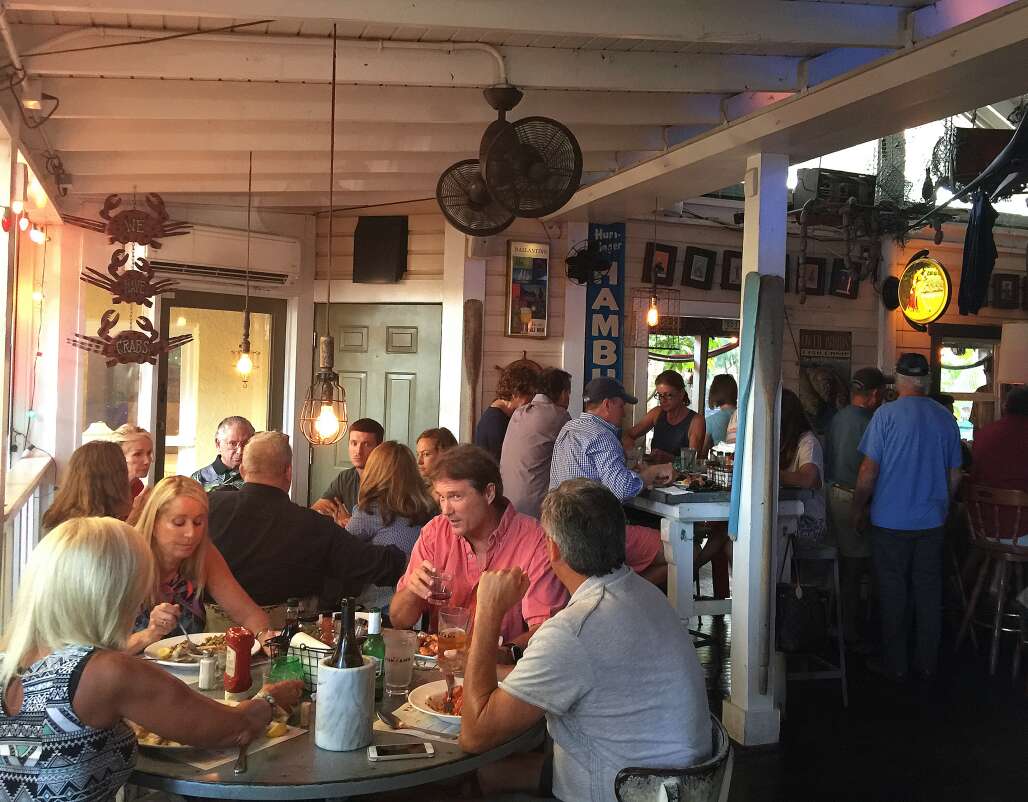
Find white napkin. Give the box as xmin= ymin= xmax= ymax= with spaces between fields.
xmin=161 ymin=726 xmax=307 ymax=770
xmin=373 ymin=702 xmax=460 ymax=743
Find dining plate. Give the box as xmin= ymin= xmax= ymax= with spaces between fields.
xmin=408 ymin=678 xmax=463 ymax=723
xmin=143 ymin=633 xmax=259 ymax=669
xmin=136 ymin=739 xmax=195 ymax=751
xmin=414 ymin=653 xmax=437 ymax=668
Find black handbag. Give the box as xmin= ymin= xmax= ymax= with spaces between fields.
xmin=775 ymin=535 xmax=827 ymax=653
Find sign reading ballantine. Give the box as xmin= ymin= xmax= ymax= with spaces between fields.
xmin=898 ymin=256 xmax=951 ymax=327
xmin=585 ymin=223 xmax=625 ymax=381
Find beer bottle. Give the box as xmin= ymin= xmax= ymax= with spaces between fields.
xmin=361 ymin=608 xmax=385 ymax=701
xmin=329 ymin=597 xmax=364 ymax=669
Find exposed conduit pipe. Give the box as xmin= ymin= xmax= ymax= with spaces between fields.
xmin=21 ymin=25 xmax=509 ymax=85
xmin=0 ymin=1 xmax=25 ymax=73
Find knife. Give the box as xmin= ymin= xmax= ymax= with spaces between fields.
xmin=376 ymin=710 xmax=457 ymax=741
xmin=233 ymin=744 xmax=248 ymax=774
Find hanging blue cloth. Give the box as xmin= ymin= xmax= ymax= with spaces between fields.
xmin=728 ymin=272 xmax=762 ymax=540
xmin=957 ymin=188 xmax=998 ymax=315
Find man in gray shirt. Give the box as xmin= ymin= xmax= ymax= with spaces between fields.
xmin=500 ymin=368 xmax=573 ymax=519
xmin=824 ymin=367 xmax=889 ymax=651
xmin=460 ymin=479 xmax=710 ymax=801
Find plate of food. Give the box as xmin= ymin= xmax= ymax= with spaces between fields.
xmin=143 ymin=632 xmax=259 ymax=668
xmin=128 ymin=721 xmax=193 ymax=750
xmin=408 ymin=678 xmax=463 ymax=723
xmin=415 ymin=631 xmax=438 ymax=666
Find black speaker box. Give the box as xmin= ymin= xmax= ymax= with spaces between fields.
xmin=353 ymin=216 xmax=408 ymax=283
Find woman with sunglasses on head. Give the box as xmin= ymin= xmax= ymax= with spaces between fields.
xmin=622 ymin=370 xmax=706 ymax=463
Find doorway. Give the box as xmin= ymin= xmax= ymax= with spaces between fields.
xmin=308 ymin=302 xmax=442 ymax=501
xmin=155 ymin=291 xmax=287 ymax=480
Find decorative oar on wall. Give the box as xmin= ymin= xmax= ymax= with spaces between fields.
xmin=463 ymin=299 xmax=484 ymax=439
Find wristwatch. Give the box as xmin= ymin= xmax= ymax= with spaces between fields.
xmin=502 ymin=643 xmax=524 ymax=665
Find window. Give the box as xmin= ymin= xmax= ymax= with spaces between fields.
xmin=930 ymin=324 xmax=1001 ymax=441
xmin=647 ymin=317 xmax=740 ymax=420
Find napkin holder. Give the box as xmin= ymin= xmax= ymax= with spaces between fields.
xmin=314 ymin=656 xmax=375 ymax=751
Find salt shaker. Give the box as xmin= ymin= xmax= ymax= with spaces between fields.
xmin=198 ymin=649 xmax=218 ymax=691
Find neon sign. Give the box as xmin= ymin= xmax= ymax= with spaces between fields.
xmin=898 ymin=256 xmax=951 ymax=328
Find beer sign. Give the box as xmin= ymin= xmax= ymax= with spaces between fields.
xmin=898 ymin=256 xmax=951 ymax=328
xmin=585 ymin=223 xmax=625 ymax=381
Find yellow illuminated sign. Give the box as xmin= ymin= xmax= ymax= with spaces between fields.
xmin=898 ymin=257 xmax=951 ymax=326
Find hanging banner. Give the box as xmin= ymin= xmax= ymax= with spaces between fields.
xmin=585 ymin=223 xmax=625 ymax=381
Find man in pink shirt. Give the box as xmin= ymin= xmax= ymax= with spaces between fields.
xmin=390 ymin=445 xmax=568 ymax=648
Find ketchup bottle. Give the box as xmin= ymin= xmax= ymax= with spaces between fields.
xmin=224 ymin=626 xmax=254 ymax=694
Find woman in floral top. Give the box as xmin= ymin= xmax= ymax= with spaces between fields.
xmin=127 ymin=476 xmax=272 ymax=654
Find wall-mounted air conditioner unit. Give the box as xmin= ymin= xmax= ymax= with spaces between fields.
xmin=147 ymin=224 xmax=301 ymax=287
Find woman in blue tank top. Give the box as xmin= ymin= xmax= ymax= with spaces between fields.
xmin=622 ymin=370 xmax=706 ymax=462
xmin=0 ymin=517 xmax=302 ymax=802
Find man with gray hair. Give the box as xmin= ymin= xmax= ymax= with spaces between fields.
xmin=191 ymin=415 xmax=255 ymax=492
xmin=459 ymin=479 xmax=710 ymax=801
xmin=852 ymin=353 xmax=963 ymax=682
xmin=208 ymin=432 xmax=406 ymax=609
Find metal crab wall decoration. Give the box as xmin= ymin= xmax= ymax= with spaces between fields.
xmin=79 ymin=248 xmax=178 ymax=307
xmin=68 ymin=310 xmax=192 ymax=367
xmin=63 ymin=193 xmax=191 ymax=249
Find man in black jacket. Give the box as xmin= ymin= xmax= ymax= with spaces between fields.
xmin=208 ymin=431 xmax=406 ymax=611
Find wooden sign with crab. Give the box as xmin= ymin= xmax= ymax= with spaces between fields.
xmin=68 ymin=310 xmax=192 ymax=367
xmin=64 ymin=193 xmax=190 ymax=249
xmin=80 ymin=248 xmax=177 ymax=307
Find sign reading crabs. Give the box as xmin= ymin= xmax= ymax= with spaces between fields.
xmin=63 ymin=193 xmax=191 ymax=249
xmin=79 ymin=249 xmax=178 ymax=307
xmin=68 ymin=310 xmax=193 ymax=367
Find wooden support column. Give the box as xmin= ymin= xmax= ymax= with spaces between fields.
xmin=722 ymin=151 xmax=788 ymax=746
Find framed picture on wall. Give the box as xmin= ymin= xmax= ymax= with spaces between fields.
xmin=799 ymin=257 xmax=826 ymax=296
xmin=681 ymin=246 xmax=717 ymax=289
xmin=991 ymin=273 xmax=1021 ymax=309
xmin=641 ymin=242 xmax=677 ymax=286
xmin=829 ymin=258 xmax=860 ymax=299
xmin=720 ymin=250 xmax=743 ymax=291
xmin=505 ymin=241 xmax=549 ymax=337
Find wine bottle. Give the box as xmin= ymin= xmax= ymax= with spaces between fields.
xmin=329 ymin=597 xmax=364 ymax=669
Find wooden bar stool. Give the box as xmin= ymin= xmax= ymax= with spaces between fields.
xmin=955 ymin=485 xmax=1028 ymax=677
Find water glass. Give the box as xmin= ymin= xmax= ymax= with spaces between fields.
xmin=679 ymin=447 xmax=697 ymax=472
xmin=382 ymin=629 xmax=417 ymax=696
xmin=426 ymin=570 xmax=453 ymax=633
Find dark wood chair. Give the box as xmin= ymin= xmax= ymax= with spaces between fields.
xmin=955 ymin=485 xmax=1028 ymax=677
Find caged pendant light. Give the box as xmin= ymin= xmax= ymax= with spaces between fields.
xmin=232 ymin=151 xmax=259 ymax=384
xmin=300 ymin=25 xmax=348 ymax=446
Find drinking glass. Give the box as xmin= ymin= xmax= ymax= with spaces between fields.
xmin=437 ymin=607 xmax=470 ymax=675
xmin=382 ymin=629 xmax=417 ymax=696
xmin=679 ymin=447 xmax=697 ymax=472
xmin=426 ymin=571 xmax=453 ymax=633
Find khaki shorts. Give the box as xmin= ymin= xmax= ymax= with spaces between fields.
xmin=828 ymin=484 xmax=870 ymax=559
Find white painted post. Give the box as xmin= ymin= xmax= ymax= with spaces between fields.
xmin=562 ymin=222 xmax=588 ymax=413
xmin=722 ymin=152 xmax=788 ymax=746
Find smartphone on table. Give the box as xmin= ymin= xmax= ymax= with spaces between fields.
xmin=367 ymin=742 xmax=435 ymax=761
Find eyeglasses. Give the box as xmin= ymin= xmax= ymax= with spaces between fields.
xmin=655 ymin=392 xmax=680 ymax=400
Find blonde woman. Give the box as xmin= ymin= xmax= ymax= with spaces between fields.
xmin=111 ymin=423 xmax=153 ymax=498
xmin=126 ymin=476 xmax=271 ymax=654
xmin=0 ymin=517 xmax=302 ymax=800
xmin=41 ymin=441 xmax=132 ymax=531
xmin=415 ymin=426 xmax=458 ymax=480
xmin=347 ymin=441 xmax=436 ymax=608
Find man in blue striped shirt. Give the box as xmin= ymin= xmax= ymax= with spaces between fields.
xmin=550 ymin=377 xmax=671 ymax=583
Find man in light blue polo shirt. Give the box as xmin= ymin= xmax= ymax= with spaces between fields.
xmin=852 ymin=353 xmax=963 ymax=681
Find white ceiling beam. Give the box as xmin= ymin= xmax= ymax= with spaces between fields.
xmin=49 ymin=120 xmax=708 ymax=154
xmin=60 ymin=151 xmax=649 ymax=176
xmin=8 ymin=1 xmax=908 ymax=48
xmin=66 ymin=174 xmax=444 ymax=194
xmin=44 ymin=78 xmax=725 ymax=127
xmin=69 ymin=191 xmax=441 ymax=210
xmin=550 ymin=0 xmax=1028 ymax=220
xmin=17 ymin=26 xmax=802 ymax=93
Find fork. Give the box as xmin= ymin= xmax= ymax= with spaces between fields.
xmin=443 ymin=671 xmax=456 ymax=715
xmin=178 ymin=622 xmax=202 ymax=654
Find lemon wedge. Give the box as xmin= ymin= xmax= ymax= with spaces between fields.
xmin=265 ymin=721 xmax=288 ymax=739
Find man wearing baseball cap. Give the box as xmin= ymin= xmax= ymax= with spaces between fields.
xmin=825 ymin=367 xmax=891 ymax=651
xmin=549 ymin=377 xmax=672 ymax=584
xmin=852 ymin=353 xmax=963 ymax=681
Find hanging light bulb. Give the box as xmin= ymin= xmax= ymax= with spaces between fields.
xmin=11 ymin=199 xmax=23 ymax=215
xmin=646 ymin=296 xmax=659 ymax=327
xmin=18 ymin=214 xmax=29 ymax=231
xmin=235 ymin=350 xmax=253 ymax=377
xmin=29 ymin=225 xmax=45 ymax=245
xmin=299 ymin=336 xmax=348 ymax=446
xmin=233 ymin=151 xmax=256 ymax=386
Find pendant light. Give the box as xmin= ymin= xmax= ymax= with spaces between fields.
xmin=299 ymin=25 xmax=348 ymax=446
xmin=647 ymin=197 xmax=660 ymax=328
xmin=232 ymin=151 xmax=258 ymax=384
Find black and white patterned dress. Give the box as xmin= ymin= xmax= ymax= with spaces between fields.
xmin=0 ymin=645 xmax=137 ymax=801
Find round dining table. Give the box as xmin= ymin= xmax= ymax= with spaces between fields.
xmin=130 ymin=663 xmax=544 ymax=801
